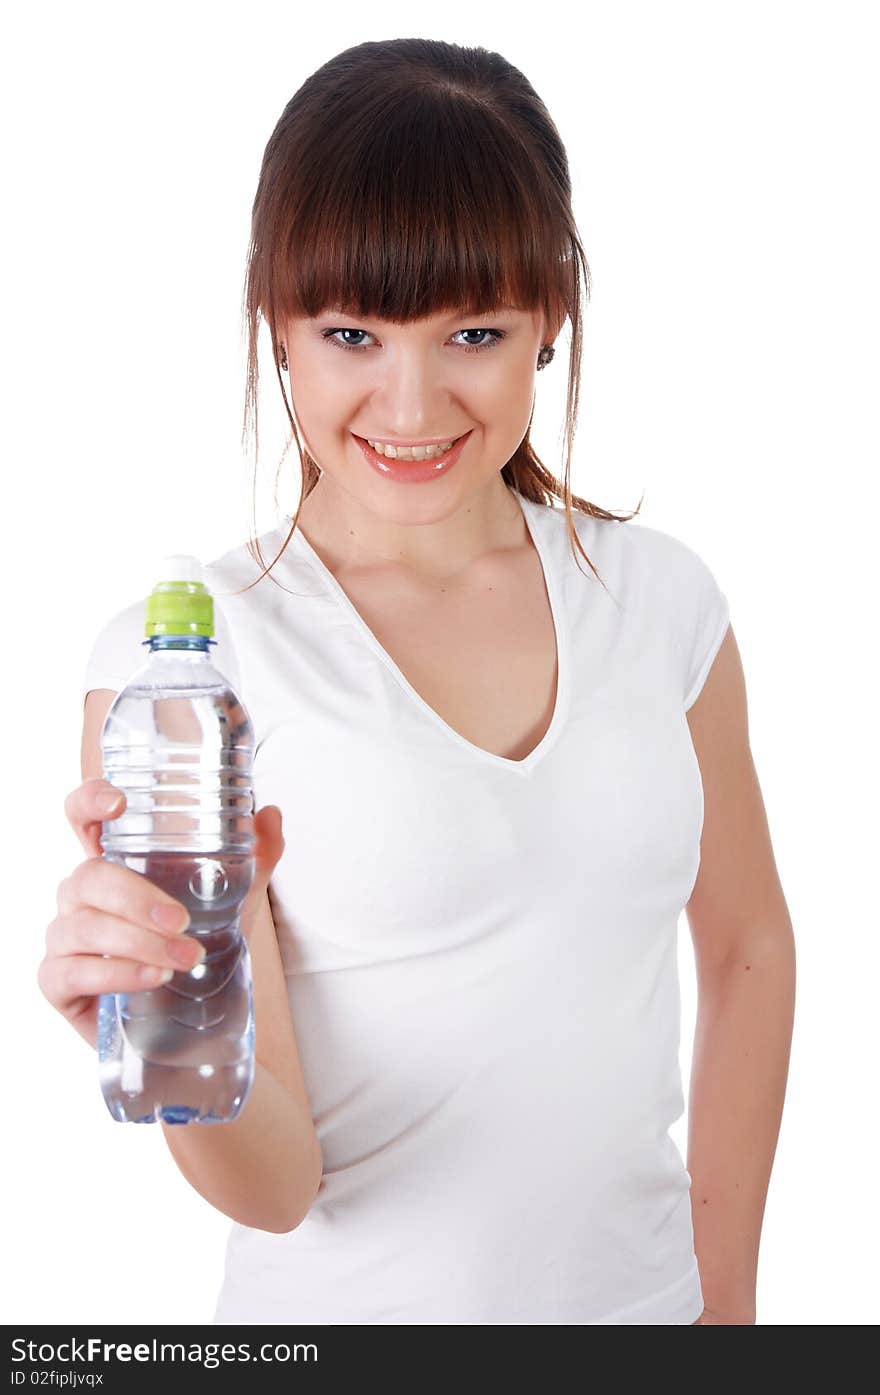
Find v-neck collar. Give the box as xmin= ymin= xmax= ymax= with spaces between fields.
xmin=287 ymin=491 xmax=571 ymax=776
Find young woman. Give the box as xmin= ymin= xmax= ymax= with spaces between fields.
xmin=43 ymin=38 xmax=795 ymax=1325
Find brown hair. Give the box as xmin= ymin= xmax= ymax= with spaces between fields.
xmin=235 ymin=38 xmax=641 ymax=595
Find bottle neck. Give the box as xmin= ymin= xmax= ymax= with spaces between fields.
xmin=146 ymin=635 xmax=214 ymax=654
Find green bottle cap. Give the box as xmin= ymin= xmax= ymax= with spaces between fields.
xmin=144 ymin=554 xmax=214 ymax=638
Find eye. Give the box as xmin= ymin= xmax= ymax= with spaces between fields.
xmin=322 ymin=328 xmax=373 ymax=352
xmin=452 ymin=329 xmax=506 ymax=353
xmin=320 ymin=327 xmax=507 ymax=354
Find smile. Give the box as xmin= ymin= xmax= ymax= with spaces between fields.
xmin=364 ymin=436 xmax=463 ymax=461
xmin=352 ymin=430 xmax=473 ymax=483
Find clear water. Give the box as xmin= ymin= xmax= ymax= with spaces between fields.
xmin=97 ymin=851 xmax=255 ymax=1124
xmin=96 ymin=642 xmax=256 ymax=1124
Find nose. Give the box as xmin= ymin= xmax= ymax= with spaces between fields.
xmin=370 ymin=349 xmax=453 ymax=439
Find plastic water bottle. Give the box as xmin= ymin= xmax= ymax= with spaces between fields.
xmin=96 ymin=555 xmax=256 ymax=1125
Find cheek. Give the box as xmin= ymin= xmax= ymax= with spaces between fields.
xmin=290 ymin=369 xmax=355 ymax=436
xmin=476 ymin=363 xmax=536 ymax=438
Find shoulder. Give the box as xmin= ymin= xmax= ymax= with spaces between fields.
xmin=81 ymin=525 xmax=293 ymax=699
xmin=588 ymin=510 xmax=718 ymax=578
xmin=204 ymin=520 xmax=323 ymax=608
xmin=626 ymin=519 xmax=726 ymax=609
xmin=204 ymin=525 xmax=287 ymax=595
xmin=564 ymin=506 xmax=726 ymax=602
xmin=558 ymin=503 xmax=731 ymax=710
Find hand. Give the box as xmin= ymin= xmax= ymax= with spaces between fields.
xmin=38 ymin=778 xmax=283 ymax=1053
xmin=692 ymin=1305 xmax=756 ymax=1324
xmin=237 ymin=802 xmax=285 ymax=938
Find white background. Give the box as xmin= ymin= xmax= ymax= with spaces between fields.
xmin=3 ymin=0 xmax=877 ymax=1327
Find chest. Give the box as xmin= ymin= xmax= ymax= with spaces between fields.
xmin=331 ymin=549 xmax=560 ymax=763
xmin=250 ymin=532 xmax=706 ymax=978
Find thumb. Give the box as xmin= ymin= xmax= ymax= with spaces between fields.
xmin=239 ymin=805 xmax=285 ymax=938
xmin=252 ymin=809 xmax=284 ymax=870
xmin=251 ymin=803 xmax=285 ymax=892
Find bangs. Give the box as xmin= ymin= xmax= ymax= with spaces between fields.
xmin=264 ymin=85 xmax=572 ymax=326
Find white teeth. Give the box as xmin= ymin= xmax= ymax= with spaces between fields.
xmin=366 ymin=437 xmax=459 ymax=461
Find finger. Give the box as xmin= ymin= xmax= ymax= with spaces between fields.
xmin=254 ymin=804 xmax=285 ymax=880
xmin=38 ymin=949 xmax=178 ymax=1005
xmin=56 ymin=856 xmax=191 ymax=934
xmin=46 ymin=907 xmax=206 ymax=974
xmin=65 ymin=778 xmax=127 ymax=859
xmin=239 ymin=805 xmax=284 ymax=924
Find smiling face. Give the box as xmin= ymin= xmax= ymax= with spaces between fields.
xmin=279 ymin=303 xmax=558 ymax=570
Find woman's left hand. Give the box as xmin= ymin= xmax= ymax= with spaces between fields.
xmin=692 ymin=1306 xmax=755 ymax=1324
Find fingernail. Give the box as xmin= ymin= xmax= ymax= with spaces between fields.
xmin=142 ymin=965 xmax=174 ymax=985
xmin=151 ymin=904 xmax=190 ymax=933
xmin=100 ymin=789 xmax=123 ymax=814
xmin=167 ymin=936 xmax=204 ymax=967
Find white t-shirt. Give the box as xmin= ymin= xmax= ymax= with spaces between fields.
xmin=82 ymin=490 xmax=729 ymax=1325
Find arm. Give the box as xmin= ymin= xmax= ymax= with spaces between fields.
xmin=160 ymin=1055 xmax=322 ymax=1234
xmin=683 ymin=627 xmax=796 ymax=1324
xmin=83 ymin=689 xmax=323 ymax=1233
xmin=158 ymin=887 xmax=323 ymax=1234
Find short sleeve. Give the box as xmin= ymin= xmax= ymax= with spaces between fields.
xmin=681 ymin=550 xmax=730 ymax=712
xmin=82 ymin=595 xmax=243 ymax=700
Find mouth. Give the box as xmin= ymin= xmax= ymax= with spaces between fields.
xmin=351 ymin=429 xmax=473 ymax=482
xmin=353 ymin=432 xmax=468 ymax=461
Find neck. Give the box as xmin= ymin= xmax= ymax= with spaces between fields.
xmin=293 ymin=475 xmax=526 ymax=584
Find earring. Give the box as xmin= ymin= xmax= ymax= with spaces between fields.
xmin=536 ymin=343 xmax=555 ymax=371
xmin=279 ymin=343 xmax=288 ymax=372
